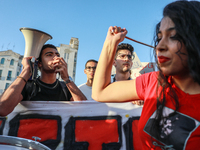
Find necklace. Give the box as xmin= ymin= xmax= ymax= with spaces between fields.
xmin=36 ymin=78 xmax=59 ymax=90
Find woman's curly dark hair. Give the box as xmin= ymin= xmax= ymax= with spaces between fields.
xmin=152 ymin=0 xmax=200 ymax=140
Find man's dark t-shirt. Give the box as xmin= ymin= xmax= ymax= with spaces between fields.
xmin=21 ymin=78 xmax=72 ymax=101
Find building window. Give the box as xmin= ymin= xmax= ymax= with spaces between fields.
xmin=10 ymin=59 xmax=14 ymax=65
xmin=5 ymin=83 xmax=10 ymax=90
xmin=64 ymin=53 xmax=66 ymax=59
xmin=0 ymin=70 xmax=2 ymax=79
xmin=17 ymin=72 xmax=19 ymax=76
xmin=7 ymin=71 xmax=12 ymax=80
xmin=73 ymin=70 xmax=75 ymax=78
xmin=1 ymin=58 xmax=5 ymax=64
xmin=74 ymin=53 xmax=77 ymax=63
xmin=74 ymin=62 xmax=76 ymax=70
xmin=67 ymin=53 xmax=69 ymax=63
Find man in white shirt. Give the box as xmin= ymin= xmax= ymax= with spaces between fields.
xmin=78 ymin=59 xmax=98 ymax=101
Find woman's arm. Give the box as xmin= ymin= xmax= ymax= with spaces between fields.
xmin=92 ymin=26 xmax=139 ymax=102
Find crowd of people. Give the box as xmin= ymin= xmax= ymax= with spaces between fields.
xmin=1 ymin=0 xmax=200 ymax=149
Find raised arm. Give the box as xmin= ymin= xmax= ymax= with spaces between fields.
xmin=0 ymin=57 xmax=32 ymax=116
xmin=92 ymin=26 xmax=139 ymax=102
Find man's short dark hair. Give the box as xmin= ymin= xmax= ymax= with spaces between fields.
xmin=37 ymin=44 xmax=58 ymax=62
xmin=85 ymin=59 xmax=98 ymax=68
xmin=115 ymin=43 xmax=134 ymax=57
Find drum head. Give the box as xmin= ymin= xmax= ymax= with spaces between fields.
xmin=0 ymin=135 xmax=51 ymax=150
xmin=0 ymin=145 xmax=29 ymax=150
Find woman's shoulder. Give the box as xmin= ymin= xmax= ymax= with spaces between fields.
xmin=138 ymin=71 xmax=158 ymax=81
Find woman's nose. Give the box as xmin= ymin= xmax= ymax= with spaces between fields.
xmin=156 ymin=39 xmax=167 ymax=52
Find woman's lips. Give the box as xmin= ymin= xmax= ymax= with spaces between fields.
xmin=158 ymin=56 xmax=170 ymax=63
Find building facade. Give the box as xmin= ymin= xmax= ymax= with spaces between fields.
xmin=0 ymin=50 xmax=23 ymax=95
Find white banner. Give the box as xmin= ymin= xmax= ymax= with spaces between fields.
xmin=1 ymin=101 xmax=143 ymax=150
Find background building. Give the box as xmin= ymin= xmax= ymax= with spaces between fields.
xmin=0 ymin=50 xmax=23 ymax=95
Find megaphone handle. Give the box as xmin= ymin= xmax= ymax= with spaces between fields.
xmin=28 ymin=59 xmax=33 ymax=76
xmin=32 ymin=61 xmax=38 ymax=80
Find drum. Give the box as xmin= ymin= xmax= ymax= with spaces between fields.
xmin=0 ymin=135 xmax=51 ymax=150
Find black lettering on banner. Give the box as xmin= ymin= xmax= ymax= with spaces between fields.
xmin=0 ymin=117 xmax=6 ymax=135
xmin=123 ymin=116 xmax=141 ymax=150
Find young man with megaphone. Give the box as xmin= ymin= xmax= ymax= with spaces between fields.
xmin=0 ymin=44 xmax=87 ymax=116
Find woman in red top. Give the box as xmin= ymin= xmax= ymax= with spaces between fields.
xmin=92 ymin=0 xmax=200 ymax=149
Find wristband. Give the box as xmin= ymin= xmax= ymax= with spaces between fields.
xmin=64 ymin=76 xmax=73 ymax=84
xmin=17 ymin=76 xmax=27 ymax=83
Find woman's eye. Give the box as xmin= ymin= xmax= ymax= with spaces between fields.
xmin=157 ymin=34 xmax=162 ymax=42
xmin=170 ymin=35 xmax=176 ymax=39
xmin=169 ymin=31 xmax=177 ymax=39
xmin=157 ymin=38 xmax=161 ymax=42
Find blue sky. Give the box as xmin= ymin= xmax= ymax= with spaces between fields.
xmin=0 ymin=0 xmax=176 ymax=86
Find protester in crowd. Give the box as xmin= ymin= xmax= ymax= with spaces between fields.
xmin=92 ymin=1 xmax=200 ymax=149
xmin=112 ymin=43 xmax=133 ymax=82
xmin=112 ymin=43 xmax=143 ymax=106
xmin=78 ymin=59 xmax=98 ymax=100
xmin=0 ymin=44 xmax=86 ymax=116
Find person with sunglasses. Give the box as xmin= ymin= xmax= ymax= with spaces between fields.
xmin=78 ymin=59 xmax=98 ymax=100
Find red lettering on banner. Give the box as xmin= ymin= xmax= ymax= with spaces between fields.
xmin=18 ymin=119 xmax=58 ymax=141
xmin=75 ymin=119 xmax=119 ymax=150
